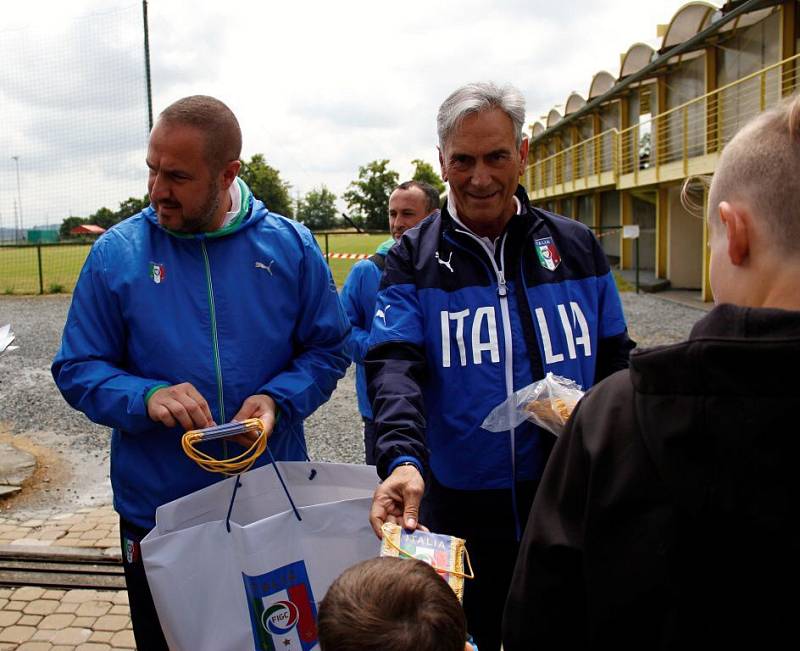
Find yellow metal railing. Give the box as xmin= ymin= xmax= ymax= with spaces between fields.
xmin=526 ymin=128 xmax=618 ymax=194
xmin=527 ymin=52 xmax=800 ymax=196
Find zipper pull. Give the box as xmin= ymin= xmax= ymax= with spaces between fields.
xmin=497 ymin=272 xmax=507 ymax=297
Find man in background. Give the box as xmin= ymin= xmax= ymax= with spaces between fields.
xmin=503 ymin=95 xmax=800 ymax=649
xmin=340 ymin=180 xmax=439 ymax=463
xmin=52 ymin=95 xmax=350 ymax=649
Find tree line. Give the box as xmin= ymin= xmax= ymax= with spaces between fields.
xmin=60 ymin=155 xmax=444 ymax=237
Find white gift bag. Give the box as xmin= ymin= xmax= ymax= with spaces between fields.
xmin=141 ymin=461 xmax=380 ymax=651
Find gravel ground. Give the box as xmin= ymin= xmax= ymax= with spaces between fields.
xmin=0 ymin=291 xmax=707 ymax=519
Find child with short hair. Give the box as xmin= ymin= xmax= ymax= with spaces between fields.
xmin=318 ymin=557 xmax=475 ymax=651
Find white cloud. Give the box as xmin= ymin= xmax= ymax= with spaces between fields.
xmin=1 ymin=0 xmax=691 ymax=227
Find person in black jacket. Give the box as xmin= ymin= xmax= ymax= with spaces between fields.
xmin=365 ymin=82 xmax=635 ymax=651
xmin=503 ymin=94 xmax=800 ymax=650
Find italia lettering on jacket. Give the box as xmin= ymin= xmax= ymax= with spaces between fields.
xmin=439 ymin=301 xmax=591 ymax=368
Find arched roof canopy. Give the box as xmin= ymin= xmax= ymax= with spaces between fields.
xmin=661 ymin=2 xmax=718 ymax=50
xmin=564 ymin=92 xmax=586 ymax=116
xmin=546 ymin=109 xmax=562 ymax=128
xmin=588 ymin=71 xmax=615 ymax=99
xmin=719 ymin=5 xmax=779 ymax=34
xmin=620 ymin=43 xmax=656 ymax=78
xmin=531 ymin=121 xmax=545 ymax=137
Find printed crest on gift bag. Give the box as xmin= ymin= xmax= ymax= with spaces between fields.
xmin=243 ymin=560 xmax=319 ymax=651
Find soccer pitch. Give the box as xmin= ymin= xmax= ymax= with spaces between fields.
xmin=0 ymin=233 xmax=389 ymax=294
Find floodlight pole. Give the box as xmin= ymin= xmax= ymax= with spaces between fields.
xmin=143 ymin=0 xmax=153 ymax=132
xmin=11 ymin=156 xmax=22 ymax=242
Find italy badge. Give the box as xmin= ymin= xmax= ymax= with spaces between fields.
xmin=149 ymin=262 xmax=166 ymax=284
xmin=243 ymin=560 xmax=319 ymax=651
xmin=534 ymin=237 xmax=561 ymax=271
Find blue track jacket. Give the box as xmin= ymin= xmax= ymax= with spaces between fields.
xmin=366 ymin=187 xmax=634 ymax=494
xmin=340 ymin=238 xmax=394 ymax=419
xmin=52 ymin=184 xmax=350 ymax=529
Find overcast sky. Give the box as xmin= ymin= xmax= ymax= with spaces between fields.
xmin=1 ymin=0 xmax=692 ymax=229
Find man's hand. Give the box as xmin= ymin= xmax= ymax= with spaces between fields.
xmin=147 ymin=383 xmax=214 ymax=430
xmin=369 ymin=464 xmax=425 ymax=538
xmin=231 ymin=394 xmax=277 ymax=447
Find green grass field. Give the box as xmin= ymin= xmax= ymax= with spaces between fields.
xmin=0 ymin=244 xmax=92 ymax=294
xmin=0 ymin=234 xmax=389 ymax=294
xmin=1 ymin=235 xmax=634 ymax=294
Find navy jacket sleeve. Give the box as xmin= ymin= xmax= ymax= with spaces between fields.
xmin=590 ymin=234 xmax=636 ymax=382
xmin=364 ymin=240 xmax=429 ymax=480
xmin=260 ymin=230 xmax=351 ymax=422
xmin=51 ymin=237 xmax=170 ymax=434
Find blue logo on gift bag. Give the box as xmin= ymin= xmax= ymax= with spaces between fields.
xmin=243 ymin=560 xmax=318 ymax=651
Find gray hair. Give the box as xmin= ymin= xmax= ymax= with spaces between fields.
xmin=437 ymin=82 xmax=526 ymax=149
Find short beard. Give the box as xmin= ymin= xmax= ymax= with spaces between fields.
xmin=177 ymin=180 xmax=222 ymax=234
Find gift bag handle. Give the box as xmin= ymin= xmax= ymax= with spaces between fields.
xmin=225 ymin=447 xmax=303 ymax=533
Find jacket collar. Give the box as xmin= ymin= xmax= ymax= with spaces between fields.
xmin=690 ymin=303 xmax=800 ymax=341
xmin=143 ymin=178 xmax=265 ymax=240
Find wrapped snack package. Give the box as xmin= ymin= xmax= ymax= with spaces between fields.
xmin=481 ymin=372 xmax=584 ymax=437
xmin=380 ymin=522 xmax=473 ymax=602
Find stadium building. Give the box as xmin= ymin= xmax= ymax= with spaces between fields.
xmin=525 ymin=0 xmax=797 ymax=300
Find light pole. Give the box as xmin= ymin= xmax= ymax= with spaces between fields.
xmin=11 ymin=156 xmax=22 ymax=242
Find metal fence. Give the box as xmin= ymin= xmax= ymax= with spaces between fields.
xmin=0 ymin=232 xmax=392 ymax=294
xmin=0 ymin=242 xmax=92 ymax=295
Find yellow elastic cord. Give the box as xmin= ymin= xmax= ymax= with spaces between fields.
xmin=382 ymin=531 xmax=475 ymax=580
xmin=181 ymin=418 xmax=268 ymax=475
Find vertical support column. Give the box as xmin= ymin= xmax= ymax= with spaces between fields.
xmin=781 ymin=0 xmax=798 ymax=96
xmin=592 ymin=192 xmax=601 ymax=241
xmin=555 ymin=135 xmax=563 ymax=188
xmin=570 ymin=124 xmax=579 ymax=191
xmin=656 ymin=76 xmax=667 ymax=172
xmin=593 ymin=113 xmax=601 ymax=182
xmin=37 ymin=244 xmax=44 ymax=295
xmin=620 ymin=191 xmax=633 ymax=270
xmin=619 ymin=95 xmax=630 ymax=177
xmin=142 ymin=0 xmax=154 ymax=132
xmin=705 ymin=45 xmax=718 ymax=154
xmin=656 ymin=188 xmax=669 ymax=280
xmin=682 ymin=106 xmax=689 ymax=176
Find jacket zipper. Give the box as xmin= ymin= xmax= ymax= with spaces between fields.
xmin=451 ymin=228 xmax=522 ymax=540
xmin=201 ymin=241 xmax=227 ymax=456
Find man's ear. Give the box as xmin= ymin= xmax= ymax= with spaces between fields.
xmin=220 ymin=159 xmax=241 ymax=189
xmin=719 ymin=201 xmax=750 ymax=266
xmin=438 ymin=147 xmax=447 ymax=182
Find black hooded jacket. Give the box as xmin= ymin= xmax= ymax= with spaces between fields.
xmin=503 ymin=304 xmax=800 ymax=650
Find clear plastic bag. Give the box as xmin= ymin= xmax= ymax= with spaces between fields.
xmin=481 ymin=372 xmax=583 ymax=437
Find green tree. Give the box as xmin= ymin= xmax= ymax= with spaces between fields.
xmin=297 ymin=186 xmax=338 ymax=231
xmin=91 ymin=207 xmax=117 ymax=230
xmin=239 ymin=154 xmax=293 ymax=218
xmin=343 ymin=159 xmax=399 ymax=230
xmin=59 ymin=216 xmax=87 ymax=239
xmin=411 ymin=158 xmax=446 ymax=195
xmin=115 ymin=196 xmax=149 ymax=221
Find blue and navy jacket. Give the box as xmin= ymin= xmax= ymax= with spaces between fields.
xmin=340 ymin=238 xmax=395 ymax=419
xmin=366 ymin=186 xmax=634 ymax=495
xmin=52 ymin=182 xmax=351 ymax=530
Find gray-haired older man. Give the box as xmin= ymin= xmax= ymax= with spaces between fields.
xmin=364 ymin=82 xmax=635 ymax=650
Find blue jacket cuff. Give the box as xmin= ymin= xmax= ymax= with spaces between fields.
xmin=387 ymin=455 xmax=423 ymax=476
